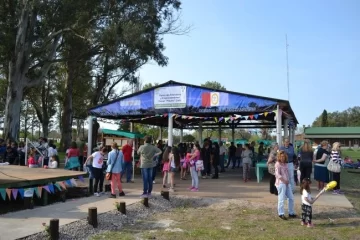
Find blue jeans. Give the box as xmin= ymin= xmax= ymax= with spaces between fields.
xmin=276 ymin=183 xmax=295 ymax=215
xmin=219 ymin=155 xmax=225 ymax=171
xmin=121 ymin=162 xmax=133 ymax=182
xmin=288 ymin=162 xmax=295 ymax=192
xmin=141 ymin=168 xmax=153 ymax=194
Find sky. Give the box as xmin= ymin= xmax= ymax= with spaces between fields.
xmin=100 ymin=0 xmax=359 ymax=130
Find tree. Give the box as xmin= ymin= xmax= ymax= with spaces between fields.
xmin=142 ymin=82 xmax=159 ymax=91
xmin=200 ymin=81 xmax=226 ymax=90
xmin=312 ymin=107 xmax=360 ymax=127
xmin=0 ymin=0 xmax=107 ymax=141
xmin=199 ymin=81 xmax=227 ymax=138
xmin=321 ymin=110 xmax=328 ymax=127
xmin=183 ymin=134 xmax=195 ymax=142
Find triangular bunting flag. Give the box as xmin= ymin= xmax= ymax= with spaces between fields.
xmin=37 ymin=186 xmax=43 ymax=198
xmin=254 ymin=114 xmax=259 ymax=119
xmin=249 ymin=115 xmax=254 ymax=120
xmin=70 ymin=179 xmax=78 ymax=187
xmin=78 ymin=176 xmax=85 ymax=182
xmin=60 ymin=182 xmax=67 ymax=189
xmin=18 ymin=188 xmax=25 ymax=199
xmin=48 ymin=184 xmax=54 ymax=193
xmin=11 ymin=189 xmax=18 ymax=200
xmin=54 ymin=183 xmax=62 ymax=191
xmin=163 ymin=114 xmax=168 ymax=118
xmin=24 ymin=188 xmax=34 ymax=198
xmin=264 ymin=112 xmax=268 ymax=117
xmin=65 ymin=180 xmax=72 ymax=186
xmin=214 ymin=117 xmax=218 ymax=123
xmin=43 ymin=186 xmax=50 ymax=193
xmin=6 ymin=189 xmax=11 ymax=200
xmin=0 ymin=189 xmax=6 ymax=201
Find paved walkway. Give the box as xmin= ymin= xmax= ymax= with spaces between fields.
xmin=0 ymin=168 xmax=353 ymax=240
xmin=0 ymin=189 xmax=143 ymax=240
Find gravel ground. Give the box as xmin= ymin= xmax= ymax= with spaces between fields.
xmin=21 ymin=194 xmax=217 ymax=240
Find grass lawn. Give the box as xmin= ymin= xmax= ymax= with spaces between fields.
xmin=91 ymin=167 xmax=360 ymax=240
xmin=91 ymin=198 xmax=360 ymax=240
xmin=342 ymin=149 xmax=360 ymax=160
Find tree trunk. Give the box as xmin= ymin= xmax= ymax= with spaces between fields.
xmin=4 ymin=71 xmax=25 ymax=142
xmin=42 ymin=120 xmax=49 ymax=139
xmin=60 ymin=68 xmax=73 ymax=151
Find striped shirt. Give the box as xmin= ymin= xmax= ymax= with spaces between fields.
xmin=330 ymin=151 xmax=343 ymax=165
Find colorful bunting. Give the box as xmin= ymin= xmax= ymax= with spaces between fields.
xmin=37 ymin=186 xmax=43 ymax=198
xmin=78 ymin=176 xmax=85 ymax=182
xmin=70 ymin=179 xmax=77 ymax=187
xmin=43 ymin=186 xmax=50 ymax=193
xmin=0 ymin=189 xmax=6 ymax=201
xmin=11 ymin=189 xmax=18 ymax=200
xmin=116 ymin=110 xmax=282 ymax=124
xmin=65 ymin=180 xmax=72 ymax=186
xmin=6 ymin=189 xmax=11 ymax=200
xmin=48 ymin=184 xmax=54 ymax=194
xmin=18 ymin=188 xmax=24 ymax=199
xmin=54 ymin=183 xmax=62 ymax=191
xmin=59 ymin=182 xmax=67 ymax=189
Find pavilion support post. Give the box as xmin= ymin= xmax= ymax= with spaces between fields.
xmin=276 ymin=105 xmax=283 ymax=146
xmin=231 ymin=125 xmax=235 ymax=143
xmin=159 ymin=126 xmax=163 ymax=140
xmin=168 ymin=114 xmax=173 ymax=146
xmin=198 ymin=122 xmax=203 ymax=147
xmin=290 ymin=126 xmax=295 ymax=144
xmin=130 ymin=123 xmax=134 ymax=132
xmin=218 ymin=125 xmax=221 ymax=143
xmin=283 ymin=118 xmax=289 ymax=140
xmin=87 ymin=116 xmax=93 ymax=156
xmin=87 ymin=116 xmax=94 ymax=194
xmin=180 ymin=129 xmax=183 ymax=143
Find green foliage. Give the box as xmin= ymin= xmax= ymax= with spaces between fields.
xmin=321 ymin=109 xmax=328 ymax=127
xmin=312 ymin=107 xmax=360 ymax=127
xmin=200 ymin=81 xmax=226 ymax=90
xmin=142 ymin=82 xmax=159 ymax=91
xmin=183 ymin=134 xmax=195 ymax=142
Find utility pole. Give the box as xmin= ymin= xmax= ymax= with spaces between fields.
xmin=286 ymin=34 xmax=290 ymax=101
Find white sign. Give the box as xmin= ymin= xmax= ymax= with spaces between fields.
xmin=154 ymin=86 xmax=187 ymax=109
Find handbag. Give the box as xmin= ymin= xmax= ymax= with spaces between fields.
xmin=327 ymin=160 xmax=341 ymax=173
xmin=268 ymin=162 xmax=275 ymax=175
xmin=106 ymin=151 xmax=119 ymax=180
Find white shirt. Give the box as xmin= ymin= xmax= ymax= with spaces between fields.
xmin=169 ymin=153 xmax=176 ymax=168
xmin=92 ymin=152 xmax=104 ymax=169
xmin=219 ymin=146 xmax=226 ymax=155
xmin=301 ymin=189 xmax=312 ymax=206
xmin=48 ymin=160 xmax=58 ymax=169
xmin=48 ymin=147 xmax=57 ymax=158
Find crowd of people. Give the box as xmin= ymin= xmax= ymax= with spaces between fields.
xmin=267 ymin=138 xmax=345 ymax=227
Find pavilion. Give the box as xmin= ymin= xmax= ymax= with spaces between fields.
xmin=87 ymin=80 xmax=298 ymax=150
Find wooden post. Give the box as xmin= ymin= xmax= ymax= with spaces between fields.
xmin=24 ymin=197 xmax=34 ymax=209
xmin=119 ymin=201 xmax=126 ymax=214
xmin=161 ymin=190 xmax=169 ymax=200
xmin=49 ymin=219 xmax=59 ymax=240
xmin=88 ymin=207 xmax=98 ymax=228
xmin=143 ymin=197 xmax=149 ymax=207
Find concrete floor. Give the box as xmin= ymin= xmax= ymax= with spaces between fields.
xmin=0 ymin=168 xmax=353 ymax=240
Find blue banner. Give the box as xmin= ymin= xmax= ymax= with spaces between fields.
xmin=89 ymin=83 xmax=277 ymax=117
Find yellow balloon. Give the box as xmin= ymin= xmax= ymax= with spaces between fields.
xmin=326 ymin=181 xmax=337 ymax=190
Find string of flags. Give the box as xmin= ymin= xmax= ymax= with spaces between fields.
xmin=0 ymin=176 xmax=85 ymax=201
xmin=116 ymin=110 xmax=284 ymax=124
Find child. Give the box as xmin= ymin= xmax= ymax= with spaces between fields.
xmin=28 ymin=149 xmax=38 ymax=168
xmin=168 ymin=147 xmax=180 ymax=192
xmin=162 ymin=147 xmax=171 ymax=188
xmin=189 ymin=144 xmax=201 ymax=192
xmin=180 ymin=152 xmax=187 ymax=180
xmin=48 ymin=155 xmax=59 ymax=169
xmin=300 ymin=178 xmax=315 ymax=227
